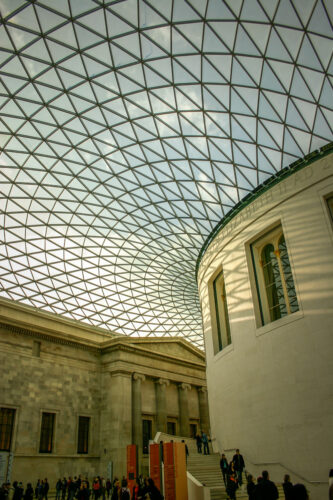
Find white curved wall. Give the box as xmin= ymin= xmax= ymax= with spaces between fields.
xmin=198 ymin=153 xmax=333 ymax=500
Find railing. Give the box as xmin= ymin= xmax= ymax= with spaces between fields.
xmin=223 ymin=447 xmax=325 ymax=486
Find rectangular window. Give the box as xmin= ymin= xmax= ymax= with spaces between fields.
xmin=77 ymin=416 xmax=90 ymax=454
xmin=0 ymin=408 xmax=15 ymax=451
xmin=210 ymin=269 xmax=231 ymax=354
xmin=39 ymin=412 xmax=55 ymax=453
xmin=142 ymin=419 xmax=152 ymax=455
xmin=250 ymin=225 xmax=299 ymax=326
xmin=167 ymin=421 xmax=176 ymax=435
xmin=190 ymin=423 xmax=197 ymax=438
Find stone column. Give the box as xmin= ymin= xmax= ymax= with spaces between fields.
xmin=155 ymin=378 xmax=169 ymax=433
xmin=198 ymin=386 xmax=210 ymax=433
xmin=132 ymin=373 xmax=145 ymax=454
xmin=178 ymin=383 xmax=191 ymax=437
xmin=100 ymin=370 xmax=132 ymax=479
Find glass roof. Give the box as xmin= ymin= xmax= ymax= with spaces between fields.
xmin=0 ymin=0 xmax=332 ymax=349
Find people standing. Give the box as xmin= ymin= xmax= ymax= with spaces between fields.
xmin=201 ymin=432 xmax=209 ymax=455
xmin=232 ymin=449 xmax=245 ymax=487
xmin=24 ymin=484 xmax=33 ymax=500
xmin=43 ymin=480 xmax=49 ymax=500
xmin=220 ymin=453 xmax=228 ymax=486
xmin=195 ymin=434 xmax=202 ymax=453
xmin=226 ymin=468 xmax=238 ymax=500
xmin=254 ymin=470 xmax=278 ymax=500
xmin=283 ymin=474 xmax=293 ymax=500
xmin=246 ymin=474 xmax=255 ymax=500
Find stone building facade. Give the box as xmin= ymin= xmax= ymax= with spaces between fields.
xmin=0 ymin=298 xmax=208 ymax=485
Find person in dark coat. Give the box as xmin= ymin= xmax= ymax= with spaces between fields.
xmin=282 ymin=474 xmax=293 ymax=500
xmin=146 ymin=478 xmax=163 ymax=500
xmin=232 ymin=449 xmax=245 ymax=486
xmin=13 ymin=482 xmax=24 ymax=500
xmin=226 ymin=471 xmax=238 ymax=500
xmin=246 ymin=474 xmax=256 ymax=500
xmin=254 ymin=470 xmax=278 ymax=500
xmin=291 ymin=484 xmax=308 ymax=500
xmin=220 ymin=453 xmax=228 ymax=486
xmin=195 ymin=434 xmax=202 ymax=453
xmin=24 ymin=484 xmax=34 ymax=500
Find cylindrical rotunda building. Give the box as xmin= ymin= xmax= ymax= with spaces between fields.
xmin=197 ymin=147 xmax=333 ymax=500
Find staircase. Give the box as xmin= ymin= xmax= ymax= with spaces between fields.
xmin=186 ymin=440 xmax=249 ymax=500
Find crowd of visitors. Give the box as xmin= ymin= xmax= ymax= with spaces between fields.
xmin=0 ymin=476 xmax=163 ymax=500
xmin=219 ymin=449 xmax=310 ymax=500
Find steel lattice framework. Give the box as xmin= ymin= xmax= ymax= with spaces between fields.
xmin=0 ymin=0 xmax=332 ymax=348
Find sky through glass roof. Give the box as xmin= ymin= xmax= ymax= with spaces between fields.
xmin=0 ymin=0 xmax=332 ymax=348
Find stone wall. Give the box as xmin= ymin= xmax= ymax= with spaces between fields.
xmin=0 ymin=300 xmax=208 ymax=485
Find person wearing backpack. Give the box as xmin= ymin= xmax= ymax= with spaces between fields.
xmin=118 ymin=479 xmax=130 ymax=500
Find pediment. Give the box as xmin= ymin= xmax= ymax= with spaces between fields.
xmin=122 ymin=337 xmax=205 ymax=365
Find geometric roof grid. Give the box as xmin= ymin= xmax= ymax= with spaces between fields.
xmin=0 ymin=0 xmax=332 ymax=349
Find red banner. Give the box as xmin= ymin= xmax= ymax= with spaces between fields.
xmin=127 ymin=444 xmax=137 ymax=494
xmin=163 ymin=442 xmax=175 ymax=500
xmin=149 ymin=443 xmax=161 ymax=490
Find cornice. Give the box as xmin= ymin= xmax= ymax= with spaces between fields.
xmin=0 ymin=322 xmax=101 ymax=353
xmin=102 ymin=341 xmax=206 ymax=370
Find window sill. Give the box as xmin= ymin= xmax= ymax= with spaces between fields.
xmin=213 ymin=342 xmax=234 ymax=362
xmin=256 ymin=309 xmax=304 ymax=337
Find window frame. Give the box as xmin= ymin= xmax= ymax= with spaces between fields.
xmin=0 ymin=408 xmax=16 ymax=452
xmin=250 ymin=223 xmax=299 ymax=327
xmin=39 ymin=412 xmax=56 ymax=454
xmin=209 ymin=267 xmax=232 ymax=354
xmin=142 ymin=417 xmax=153 ymax=455
xmin=77 ymin=416 xmax=90 ymax=454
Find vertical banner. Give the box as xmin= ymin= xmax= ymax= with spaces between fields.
xmin=149 ymin=443 xmax=161 ymax=490
xmin=126 ymin=444 xmax=137 ymax=494
xmin=174 ymin=443 xmax=188 ymax=500
xmin=163 ymin=442 xmax=175 ymax=500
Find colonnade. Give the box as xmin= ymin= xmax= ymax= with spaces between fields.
xmin=131 ymin=372 xmax=209 ymax=456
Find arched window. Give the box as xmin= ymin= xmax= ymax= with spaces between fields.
xmin=251 ymin=225 xmax=299 ymax=326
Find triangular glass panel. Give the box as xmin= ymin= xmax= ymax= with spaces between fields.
xmin=240 ymin=0 xmax=269 ymax=21
xmin=115 ymin=32 xmax=141 ymax=59
xmin=308 ymin=1 xmax=332 ymax=37
xmin=276 ymin=26 xmax=304 ymax=60
xmin=274 ymin=0 xmax=302 ymax=29
xmin=105 ymin=10 xmax=133 ymax=38
xmin=206 ymin=0 xmax=235 ymax=20
xmin=173 ymin=59 xmax=198 ymax=84
xmin=206 ymin=55 xmax=232 ymax=81
xmin=300 ymin=67 xmax=325 ymax=100
xmin=22 ymin=38 xmax=52 ymax=63
xmin=308 ymin=34 xmax=332 ymax=70
xmin=202 ymin=57 xmax=228 ymax=84
xmin=292 ymin=0 xmax=316 ymax=26
xmin=266 ymin=28 xmax=292 ymax=62
xmin=260 ymin=61 xmax=285 ymax=92
xmin=49 ymin=24 xmax=78 ymax=49
xmin=172 ymin=27 xmax=198 ymax=55
xmin=109 ymin=0 xmax=138 ymax=26
xmin=208 ymin=21 xmax=237 ymax=50
xmin=139 ymin=1 xmax=166 ymax=28
xmin=35 ymin=5 xmax=65 ymax=33
xmin=236 ymin=56 xmax=263 ymax=86
xmin=297 ymin=35 xmax=322 ymax=71
xmin=173 ymin=0 xmax=201 ymax=22
xmin=235 ymin=25 xmax=261 ymax=56
xmin=60 ymin=54 xmax=87 ymax=76
xmin=78 ymin=9 xmax=107 ymax=37
xmin=111 ymin=44 xmax=137 ymax=67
